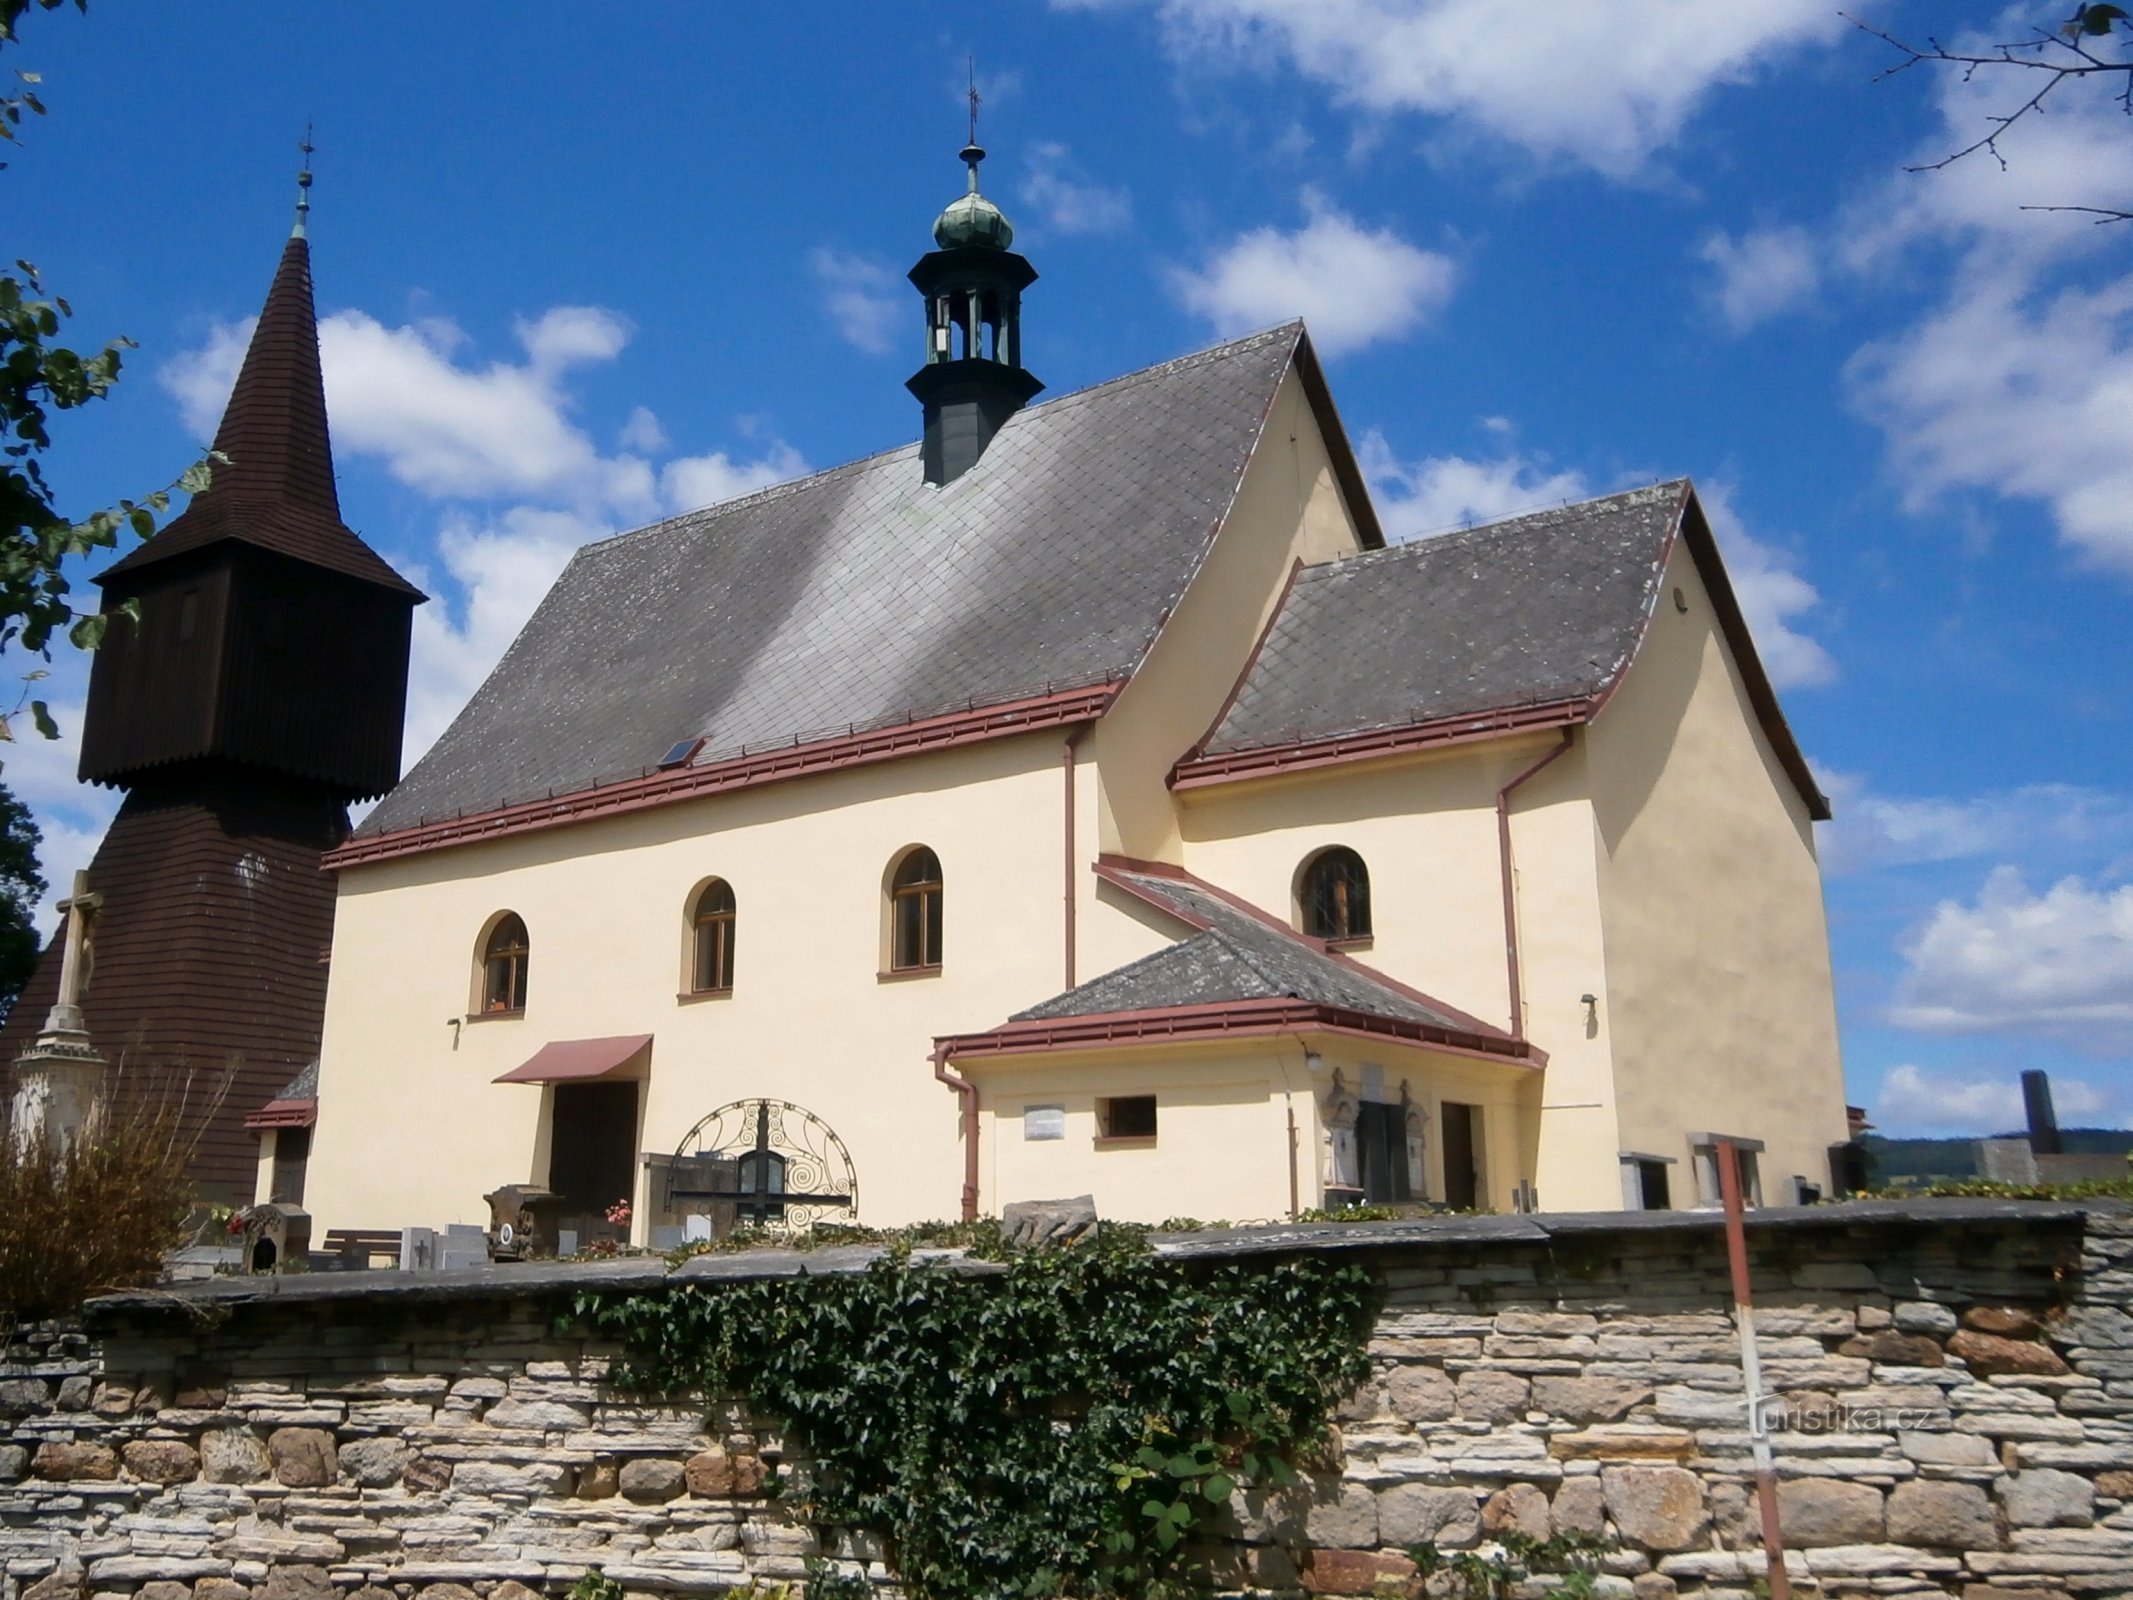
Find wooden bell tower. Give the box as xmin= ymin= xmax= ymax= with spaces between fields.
xmin=0 ymin=182 xmax=425 ymax=1202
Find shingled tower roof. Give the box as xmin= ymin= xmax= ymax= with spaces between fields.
xmin=99 ymin=231 xmax=421 ymax=598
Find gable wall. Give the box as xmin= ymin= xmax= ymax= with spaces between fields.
xmin=1585 ymin=539 xmax=1848 ymax=1199
xmin=1083 ymin=367 xmax=1363 ymax=986
xmin=303 ymin=732 xmax=1091 ymax=1235
xmin=1174 ymin=735 xmax=1622 ymax=1211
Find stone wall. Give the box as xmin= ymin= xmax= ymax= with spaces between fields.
xmin=2 ymin=1201 xmax=2129 ymax=1600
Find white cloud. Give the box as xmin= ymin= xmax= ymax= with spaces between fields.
xmin=1873 ymin=1062 xmax=2107 ymax=1136
xmin=619 ymin=405 xmax=668 ymax=454
xmin=1358 ymin=431 xmax=1586 ymax=540
xmin=1697 ymin=226 xmax=1819 ymax=334
xmin=1848 ymin=268 xmax=2133 ymax=575
xmin=661 ymin=444 xmax=809 ymax=515
xmin=401 ymin=507 xmax=608 ymax=767
xmin=1817 ymin=776 xmax=2133 ymax=877
xmin=810 ymin=249 xmax=904 ymax=356
xmin=1020 ymin=142 xmax=1132 ymax=235
xmin=162 ymin=305 xmax=658 ymax=516
xmin=1170 ymin=192 xmax=1455 ymax=355
xmin=1891 ymin=867 xmax=2133 ymax=1039
xmin=1694 ymin=484 xmax=1836 ymax=690
xmin=1073 ymin=0 xmax=1841 ymax=176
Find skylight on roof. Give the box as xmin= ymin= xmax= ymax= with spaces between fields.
xmin=657 ymin=737 xmax=705 ymax=770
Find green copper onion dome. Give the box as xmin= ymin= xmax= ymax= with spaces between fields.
xmin=933 ymin=143 xmax=1014 ymax=250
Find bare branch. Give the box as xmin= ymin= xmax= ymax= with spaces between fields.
xmin=2020 ymin=202 xmax=2133 ymax=221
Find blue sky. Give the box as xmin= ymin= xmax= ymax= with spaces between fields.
xmin=6 ymin=3 xmax=2130 ymax=1138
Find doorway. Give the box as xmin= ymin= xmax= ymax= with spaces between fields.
xmin=549 ymin=1080 xmax=640 ymax=1245
xmin=1442 ymin=1101 xmax=1483 ymax=1211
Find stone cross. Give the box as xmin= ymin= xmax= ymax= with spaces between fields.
xmin=46 ymin=870 xmax=103 ymax=1036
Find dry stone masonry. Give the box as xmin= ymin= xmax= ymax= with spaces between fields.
xmin=2 ymin=1200 xmax=2130 ymax=1600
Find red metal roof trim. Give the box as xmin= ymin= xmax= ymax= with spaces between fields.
xmin=1171 ymin=696 xmax=1593 ymax=790
xmin=494 ymin=1033 xmax=653 ymax=1085
xmin=329 ymin=682 xmax=1122 ymax=870
xmin=243 ymin=1098 xmax=317 ymax=1131
xmin=936 ymin=997 xmax=1538 ymax=1068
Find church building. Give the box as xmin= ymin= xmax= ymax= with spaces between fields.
xmin=0 ymin=173 xmax=423 ymax=1203
xmin=285 ymin=142 xmax=1849 ymax=1240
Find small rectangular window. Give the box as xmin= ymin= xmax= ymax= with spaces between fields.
xmin=1097 ymin=1095 xmax=1157 ymax=1141
xmin=1636 ymin=1159 xmax=1670 ymax=1210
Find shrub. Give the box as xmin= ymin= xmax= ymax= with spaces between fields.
xmin=0 ymin=1079 xmax=208 ymax=1326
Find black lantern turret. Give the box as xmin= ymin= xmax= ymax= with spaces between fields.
xmin=906 ymin=142 xmax=1042 ymax=486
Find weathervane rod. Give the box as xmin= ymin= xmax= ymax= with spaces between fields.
xmin=293 ymin=121 xmax=314 ymax=239
xmin=967 ymin=56 xmax=980 ymax=147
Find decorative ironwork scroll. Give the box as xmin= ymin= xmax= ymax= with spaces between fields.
xmin=668 ymin=1098 xmax=858 ymax=1232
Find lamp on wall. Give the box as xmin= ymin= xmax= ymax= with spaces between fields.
xmin=1304 ymin=1051 xmax=1324 ymax=1073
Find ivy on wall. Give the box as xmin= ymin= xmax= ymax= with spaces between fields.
xmin=572 ymin=1226 xmax=1376 ymax=1600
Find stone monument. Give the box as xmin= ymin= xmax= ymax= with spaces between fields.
xmin=7 ymin=871 xmax=107 ymax=1153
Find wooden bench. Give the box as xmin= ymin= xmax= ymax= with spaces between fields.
xmin=321 ymin=1228 xmax=403 ymax=1270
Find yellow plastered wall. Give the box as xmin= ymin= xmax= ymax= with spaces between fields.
xmin=1086 ymin=366 xmax=1363 ymax=927
xmin=1175 ymin=735 xmax=1624 ymax=1212
xmin=1585 ymin=538 xmax=1848 ymax=1200
xmin=306 ymin=733 xmax=1104 ymax=1235
xmin=974 ymin=1036 xmax=1535 ymax=1224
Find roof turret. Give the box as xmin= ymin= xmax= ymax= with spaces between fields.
xmin=932 ymin=144 xmax=1014 ymax=250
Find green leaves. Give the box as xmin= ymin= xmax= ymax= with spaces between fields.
xmin=2066 ymin=3 xmax=2129 ymax=37
xmin=580 ymin=1230 xmax=1377 ymax=1600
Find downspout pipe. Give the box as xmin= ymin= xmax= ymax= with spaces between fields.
xmin=1063 ymin=724 xmax=1091 ymax=991
xmin=1495 ymin=727 xmax=1575 ymax=1040
xmin=933 ymin=1043 xmax=980 ymax=1222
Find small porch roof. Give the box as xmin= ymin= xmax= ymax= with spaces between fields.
xmin=243 ymin=1059 xmax=319 ymax=1131
xmin=494 ymin=1034 xmax=653 ymax=1085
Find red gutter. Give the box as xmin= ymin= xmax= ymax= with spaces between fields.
xmin=1172 ymin=696 xmax=1590 ymax=790
xmin=932 ymin=1044 xmax=980 ymax=1222
xmin=329 ymin=682 xmax=1121 ymax=870
xmin=937 ymin=997 xmax=1539 ymax=1068
xmin=1495 ymin=727 xmax=1574 ymax=1040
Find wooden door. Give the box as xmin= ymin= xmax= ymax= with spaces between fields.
xmin=549 ymin=1081 xmax=639 ymax=1243
xmin=1442 ymin=1101 xmax=1480 ymax=1211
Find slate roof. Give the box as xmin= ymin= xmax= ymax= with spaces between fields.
xmin=102 ymin=234 xmax=422 ymax=600
xmin=1200 ymin=481 xmax=1687 ymax=756
xmin=361 ymin=324 xmax=1314 ymax=836
xmin=1011 ymin=864 xmax=1501 ymax=1041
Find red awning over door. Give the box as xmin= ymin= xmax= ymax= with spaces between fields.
xmin=493 ymin=1034 xmax=653 ymax=1084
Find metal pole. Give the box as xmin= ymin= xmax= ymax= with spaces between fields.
xmin=1719 ymin=1138 xmax=1791 ymax=1600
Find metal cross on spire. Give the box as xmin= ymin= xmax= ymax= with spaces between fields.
xmin=293 ymin=122 xmax=315 ymax=239
xmin=967 ymin=57 xmax=981 ymax=147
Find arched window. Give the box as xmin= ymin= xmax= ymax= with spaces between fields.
xmin=890 ymin=847 xmax=944 ymax=971
xmin=481 ymin=913 xmax=530 ymax=1013
xmin=1299 ymin=848 xmax=1372 ymax=942
xmin=691 ymin=879 xmax=737 ymax=994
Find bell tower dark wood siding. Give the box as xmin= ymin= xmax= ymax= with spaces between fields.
xmin=0 ymin=224 xmax=424 ymax=1202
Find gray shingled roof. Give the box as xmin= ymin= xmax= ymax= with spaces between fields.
xmin=1201 ymin=481 xmax=1686 ymax=757
xmin=361 ymin=326 xmax=1306 ymax=835
xmin=1013 ymin=867 xmax=1485 ymax=1035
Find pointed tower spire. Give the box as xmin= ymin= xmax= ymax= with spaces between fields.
xmin=98 ymin=164 xmax=419 ymax=597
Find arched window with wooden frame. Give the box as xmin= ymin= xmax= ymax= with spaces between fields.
xmin=480 ymin=913 xmax=530 ymax=1014
xmin=1298 ymin=847 xmax=1372 ymax=944
xmin=889 ymin=846 xmax=944 ymax=972
xmin=690 ymin=879 xmax=737 ymax=994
